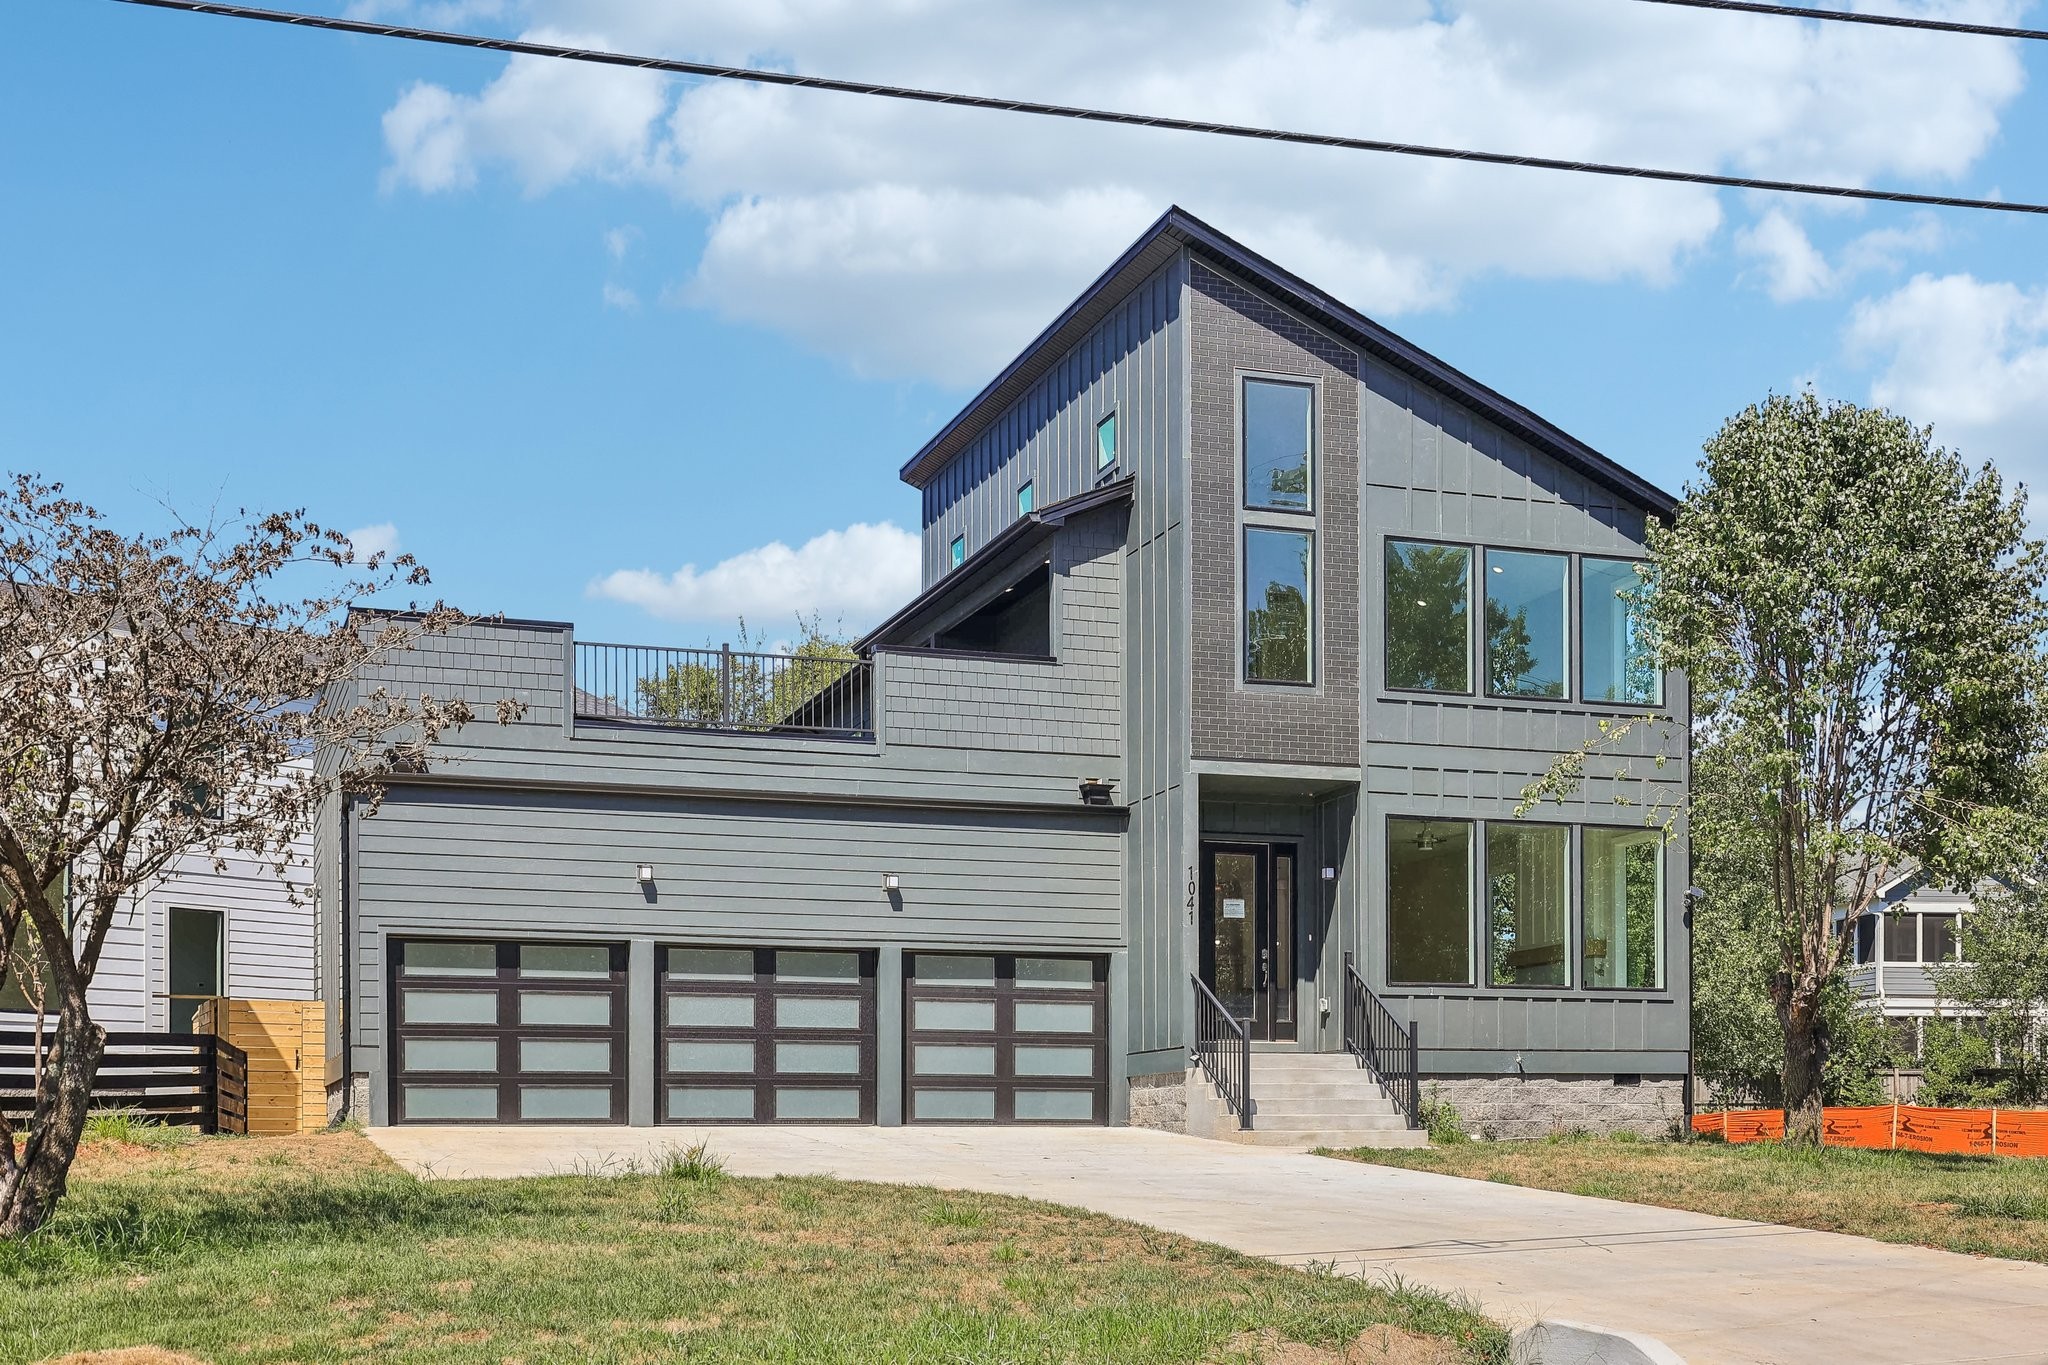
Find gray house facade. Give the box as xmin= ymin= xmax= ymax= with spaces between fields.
xmin=320 ymin=208 xmax=1690 ymax=1140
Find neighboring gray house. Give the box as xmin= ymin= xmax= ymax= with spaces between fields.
xmin=1842 ymin=872 xmax=1989 ymax=1075
xmin=319 ymin=208 xmax=1690 ymax=1142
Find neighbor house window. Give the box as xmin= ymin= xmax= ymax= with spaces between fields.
xmin=1883 ymin=912 xmax=1919 ymax=963
xmin=1487 ymin=824 xmax=1568 ymax=988
xmin=1923 ymin=913 xmax=1959 ymax=963
xmin=1581 ymin=558 xmax=1660 ymax=705
xmin=1017 ymin=481 xmax=1034 ymax=517
xmin=1582 ymin=828 xmax=1663 ymax=990
xmin=1096 ymin=413 xmax=1118 ymax=471
xmin=1244 ymin=527 xmax=1312 ymax=683
xmin=1384 ymin=540 xmax=1471 ymax=693
xmin=1484 ymin=549 xmax=1567 ymax=699
xmin=1242 ymin=378 xmax=1313 ymax=512
xmin=949 ymin=535 xmax=965 ymax=570
xmin=1388 ymin=818 xmax=1472 ymax=986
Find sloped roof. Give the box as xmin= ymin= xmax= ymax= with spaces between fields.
xmin=898 ymin=206 xmax=1678 ymax=517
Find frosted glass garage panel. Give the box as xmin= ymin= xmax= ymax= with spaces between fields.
xmin=774 ymin=951 xmax=860 ymax=983
xmin=913 ymin=1089 xmax=996 ymax=1121
xmin=914 ymin=999 xmax=995 ymax=1032
xmin=403 ymin=1086 xmax=497 ymax=1120
xmin=518 ymin=992 xmax=611 ymax=1027
xmin=668 ymin=1087 xmax=754 ymax=1121
xmin=775 ymin=1042 xmax=862 ymax=1075
xmin=915 ymin=1044 xmax=997 ymax=1076
xmin=1014 ymin=1001 xmax=1094 ymax=1033
xmin=402 ymin=1037 xmax=497 ymax=1072
xmin=519 ymin=944 xmax=612 ymax=979
xmin=1015 ymin=1090 xmax=1095 ymax=1121
xmin=667 ymin=948 xmax=755 ymax=981
xmin=775 ymin=1088 xmax=862 ymax=1120
xmin=402 ymin=990 xmax=497 ymax=1026
xmin=669 ymin=1040 xmax=755 ymax=1073
xmin=1013 ymin=1045 xmax=1095 ymax=1078
xmin=670 ymin=995 xmax=754 ymax=1028
xmin=518 ymin=1038 xmax=612 ymax=1074
xmin=775 ymin=997 xmax=861 ymax=1030
xmin=1015 ymin=958 xmax=1093 ymax=989
xmin=519 ymin=1086 xmax=612 ymax=1120
xmin=913 ymin=955 xmax=996 ymax=987
xmin=402 ymin=942 xmax=496 ymax=977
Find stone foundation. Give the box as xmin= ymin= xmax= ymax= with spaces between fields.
xmin=326 ymin=1073 xmax=371 ymax=1126
xmin=1422 ymin=1073 xmax=1683 ymax=1141
xmin=1127 ymin=1070 xmax=1189 ymax=1132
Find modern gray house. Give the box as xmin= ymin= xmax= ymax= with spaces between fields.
xmin=318 ymin=207 xmax=1690 ymax=1142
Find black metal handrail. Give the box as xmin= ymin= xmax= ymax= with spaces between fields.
xmin=574 ymin=642 xmax=874 ymax=739
xmin=1343 ymin=953 xmax=1421 ymax=1128
xmin=1190 ymin=974 xmax=1252 ymax=1130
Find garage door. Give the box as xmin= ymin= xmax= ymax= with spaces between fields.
xmin=660 ymin=946 xmax=877 ymax=1123
xmin=390 ymin=938 xmax=627 ymax=1124
xmin=905 ymin=953 xmax=1107 ymax=1124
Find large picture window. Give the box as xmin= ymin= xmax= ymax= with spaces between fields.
xmin=1242 ymin=378 xmax=1313 ymax=511
xmin=1384 ymin=540 xmax=1471 ymax=693
xmin=1582 ymin=829 xmax=1663 ymax=990
xmin=1487 ymin=824 xmax=1568 ymax=988
xmin=1244 ymin=527 xmax=1313 ymax=684
xmin=1581 ymin=558 xmax=1661 ymax=705
xmin=1484 ymin=549 xmax=1567 ymax=698
xmin=1388 ymin=818 xmax=1472 ymax=985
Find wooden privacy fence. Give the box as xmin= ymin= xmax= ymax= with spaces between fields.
xmin=1695 ymin=1106 xmax=2048 ymax=1157
xmin=0 ymin=1028 xmax=246 ymax=1134
xmin=192 ymin=998 xmax=327 ymax=1135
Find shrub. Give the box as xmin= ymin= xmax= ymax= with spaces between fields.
xmin=1417 ymin=1087 xmax=1468 ymax=1145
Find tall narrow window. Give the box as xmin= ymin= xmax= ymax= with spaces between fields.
xmin=1388 ymin=818 xmax=1472 ymax=986
xmin=1384 ymin=540 xmax=1470 ymax=693
xmin=1096 ymin=413 xmax=1118 ymax=471
xmin=1582 ymin=558 xmax=1660 ymax=705
xmin=1244 ymin=527 xmax=1312 ymax=683
xmin=949 ymin=535 xmax=965 ymax=570
xmin=1582 ymin=829 xmax=1663 ymax=990
xmin=1017 ymin=481 xmax=1034 ymax=517
xmin=1484 ymin=549 xmax=1567 ymax=699
xmin=1242 ymin=378 xmax=1313 ymax=511
xmin=1487 ymin=824 xmax=1568 ymax=988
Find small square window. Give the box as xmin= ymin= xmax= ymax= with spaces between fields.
xmin=1096 ymin=413 xmax=1117 ymax=471
xmin=949 ymin=535 xmax=965 ymax=570
xmin=1018 ymin=481 xmax=1035 ymax=517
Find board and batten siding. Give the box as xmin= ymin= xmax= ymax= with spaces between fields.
xmin=348 ymin=786 xmax=1124 ymax=1065
xmin=1358 ymin=357 xmax=1691 ymax=1076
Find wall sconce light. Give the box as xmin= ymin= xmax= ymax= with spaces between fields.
xmin=881 ymin=873 xmax=901 ymax=892
xmin=1078 ymin=777 xmax=1116 ymax=806
xmin=1320 ymin=866 xmax=1337 ymax=881
xmin=636 ymin=864 xmax=655 ymax=884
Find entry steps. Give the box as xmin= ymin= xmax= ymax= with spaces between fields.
xmin=1185 ymin=1051 xmax=1429 ymax=1149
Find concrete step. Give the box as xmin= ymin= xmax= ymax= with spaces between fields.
xmin=1243 ymin=1079 xmax=1401 ymax=1101
xmin=1217 ymin=1126 xmax=1431 ymax=1149
xmin=1250 ymin=1108 xmax=1412 ymax=1129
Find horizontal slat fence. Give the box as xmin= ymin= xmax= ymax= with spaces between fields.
xmin=0 ymin=1029 xmax=225 ymax=1132
xmin=1696 ymin=1106 xmax=2048 ymax=1158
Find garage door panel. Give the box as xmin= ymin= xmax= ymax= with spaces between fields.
xmin=905 ymin=953 xmax=1107 ymax=1125
xmin=661 ymin=946 xmax=877 ymax=1124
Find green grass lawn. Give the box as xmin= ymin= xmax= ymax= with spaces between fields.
xmin=1325 ymin=1132 xmax=2048 ymax=1264
xmin=0 ymin=1130 xmax=1505 ymax=1365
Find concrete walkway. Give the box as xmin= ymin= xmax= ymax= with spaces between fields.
xmin=369 ymin=1125 xmax=2048 ymax=1365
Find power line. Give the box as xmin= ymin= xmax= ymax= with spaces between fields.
xmin=110 ymin=0 xmax=2048 ymax=218
xmin=1626 ymin=0 xmax=2048 ymax=42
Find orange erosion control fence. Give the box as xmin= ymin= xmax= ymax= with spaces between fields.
xmin=1694 ymin=1106 xmax=2048 ymax=1157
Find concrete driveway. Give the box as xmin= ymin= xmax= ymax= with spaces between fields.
xmin=369 ymin=1124 xmax=2048 ymax=1365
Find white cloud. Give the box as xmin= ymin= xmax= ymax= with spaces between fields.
xmin=1845 ymin=273 xmax=2048 ymax=484
xmin=343 ymin=522 xmax=402 ymax=563
xmin=603 ymin=225 xmax=640 ymax=261
xmin=374 ymin=0 xmax=2029 ymax=383
xmin=1735 ymin=208 xmax=1945 ymax=302
xmin=590 ymin=521 xmax=921 ymax=627
xmin=601 ymin=282 xmax=640 ymax=310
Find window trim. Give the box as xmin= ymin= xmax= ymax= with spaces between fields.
xmin=1483 ymin=820 xmax=1573 ymax=991
xmin=1240 ymin=375 xmax=1316 ymax=515
xmin=1242 ymin=524 xmax=1316 ymax=687
xmin=1095 ymin=412 xmax=1118 ymax=472
xmin=1385 ymin=815 xmax=1477 ymax=989
xmin=1578 ymin=555 xmax=1663 ymax=708
xmin=1481 ymin=546 xmax=1571 ymax=702
xmin=1381 ymin=535 xmax=1477 ymax=698
xmin=1578 ymin=824 xmax=1667 ymax=994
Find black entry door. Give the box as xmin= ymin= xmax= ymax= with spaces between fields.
xmin=1199 ymin=842 xmax=1296 ymax=1042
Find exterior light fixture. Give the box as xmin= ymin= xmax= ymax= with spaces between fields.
xmin=1078 ymin=777 xmax=1116 ymax=806
xmin=636 ymin=864 xmax=655 ymax=883
xmin=1320 ymin=866 xmax=1337 ymax=881
xmin=882 ymin=873 xmax=901 ymax=892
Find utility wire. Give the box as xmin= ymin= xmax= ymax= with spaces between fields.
xmin=1627 ymin=0 xmax=2048 ymax=42
xmin=110 ymin=0 xmax=2048 ymax=217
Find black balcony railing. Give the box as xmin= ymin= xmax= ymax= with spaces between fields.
xmin=574 ymin=642 xmax=874 ymax=739
xmin=1343 ymin=952 xmax=1420 ymax=1129
xmin=1190 ymin=974 xmax=1252 ymax=1130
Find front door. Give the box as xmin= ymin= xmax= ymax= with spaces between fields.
xmin=1199 ymin=842 xmax=1296 ymax=1042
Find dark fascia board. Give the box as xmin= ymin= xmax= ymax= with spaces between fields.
xmin=347 ymin=606 xmax=575 ymax=631
xmin=857 ymin=477 xmax=1133 ymax=651
xmin=898 ymin=206 xmax=1679 ymax=519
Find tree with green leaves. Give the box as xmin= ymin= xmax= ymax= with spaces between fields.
xmin=638 ymin=614 xmax=858 ymax=729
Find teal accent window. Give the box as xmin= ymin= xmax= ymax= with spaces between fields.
xmin=1388 ymin=818 xmax=1472 ymax=986
xmin=1582 ymin=829 xmax=1664 ymax=990
xmin=1384 ymin=540 xmax=1471 ymax=693
xmin=1487 ymin=824 xmax=1569 ymax=988
xmin=1484 ymin=549 xmax=1567 ymax=699
xmin=1581 ymin=557 xmax=1661 ymax=705
xmin=1096 ymin=413 xmax=1117 ymax=470
xmin=1017 ymin=481 xmax=1034 ymax=516
xmin=1244 ymin=527 xmax=1312 ymax=683
xmin=949 ymin=535 xmax=965 ymax=570
xmin=1242 ymin=378 xmax=1313 ymax=511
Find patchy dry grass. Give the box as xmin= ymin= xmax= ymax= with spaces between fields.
xmin=1324 ymin=1133 xmax=2048 ymax=1265
xmin=3 ymin=1130 xmax=1504 ymax=1364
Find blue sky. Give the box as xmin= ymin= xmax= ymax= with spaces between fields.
xmin=5 ymin=0 xmax=2046 ymax=645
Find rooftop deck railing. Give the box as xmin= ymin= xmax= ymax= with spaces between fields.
xmin=574 ymin=642 xmax=874 ymax=740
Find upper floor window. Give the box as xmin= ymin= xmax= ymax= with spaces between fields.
xmin=949 ymin=535 xmax=965 ymax=570
xmin=1484 ymin=549 xmax=1567 ymax=699
xmin=1244 ymin=527 xmax=1312 ymax=684
xmin=1581 ymin=558 xmax=1661 ymax=705
xmin=1384 ymin=540 xmax=1471 ymax=693
xmin=1096 ymin=413 xmax=1118 ymax=471
xmin=1017 ymin=481 xmax=1035 ymax=517
xmin=1242 ymin=378 xmax=1313 ymax=512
